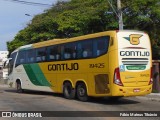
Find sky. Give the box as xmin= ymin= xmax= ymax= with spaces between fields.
xmin=0 ymin=0 xmax=67 ymax=51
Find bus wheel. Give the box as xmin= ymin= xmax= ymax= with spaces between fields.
xmin=63 ymin=82 xmax=75 ymax=99
xmin=76 ymin=83 xmax=88 ymax=102
xmin=16 ymin=81 xmax=23 ymax=93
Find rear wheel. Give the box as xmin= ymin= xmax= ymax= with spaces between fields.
xmin=76 ymin=83 xmax=88 ymax=102
xmin=63 ymin=82 xmax=75 ymax=99
xmin=16 ymin=81 xmax=23 ymax=93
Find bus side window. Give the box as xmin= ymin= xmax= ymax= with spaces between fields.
xmin=36 ymin=47 xmax=46 ymax=62
xmin=82 ymin=40 xmax=93 ymax=58
xmin=63 ymin=43 xmax=77 ymax=60
xmin=57 ymin=46 xmax=62 ymax=60
xmin=8 ymin=52 xmax=17 ymax=74
xmin=26 ymin=49 xmax=35 ymax=63
xmin=15 ymin=50 xmax=26 ymax=67
xmin=48 ymin=46 xmax=56 ymax=61
xmin=93 ymin=36 xmax=110 ymax=57
xmin=77 ymin=40 xmax=93 ymax=59
xmin=77 ymin=42 xmax=83 ymax=58
xmin=64 ymin=47 xmax=71 ymax=59
xmin=48 ymin=46 xmax=61 ymax=61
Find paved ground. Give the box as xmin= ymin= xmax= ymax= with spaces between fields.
xmin=1 ymin=80 xmax=160 ymax=120
xmin=0 ymin=82 xmax=160 ymax=102
xmin=136 ymin=93 xmax=160 ymax=102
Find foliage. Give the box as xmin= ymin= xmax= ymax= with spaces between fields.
xmin=120 ymin=0 xmax=160 ymax=59
xmin=7 ymin=0 xmax=160 ymax=59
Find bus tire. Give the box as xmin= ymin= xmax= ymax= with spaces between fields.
xmin=76 ymin=83 xmax=88 ymax=102
xmin=63 ymin=82 xmax=75 ymax=99
xmin=16 ymin=81 xmax=23 ymax=93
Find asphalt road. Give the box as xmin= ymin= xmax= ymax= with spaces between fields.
xmin=0 ymin=87 xmax=159 ymax=120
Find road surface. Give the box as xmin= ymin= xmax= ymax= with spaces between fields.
xmin=0 ymin=87 xmax=159 ymax=120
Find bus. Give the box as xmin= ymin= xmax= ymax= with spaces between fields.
xmin=7 ymin=30 xmax=152 ymax=101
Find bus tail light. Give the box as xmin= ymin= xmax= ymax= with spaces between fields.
xmin=149 ymin=67 xmax=153 ymax=85
xmin=114 ymin=67 xmax=123 ymax=86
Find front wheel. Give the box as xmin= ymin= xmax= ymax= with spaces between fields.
xmin=76 ymin=83 xmax=88 ymax=102
xmin=63 ymin=82 xmax=75 ymax=99
xmin=16 ymin=82 xmax=23 ymax=93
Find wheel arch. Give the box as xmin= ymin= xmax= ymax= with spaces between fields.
xmin=62 ymin=80 xmax=74 ymax=91
xmin=75 ymin=80 xmax=88 ymax=95
xmin=15 ymin=78 xmax=22 ymax=88
xmin=63 ymin=80 xmax=76 ymax=99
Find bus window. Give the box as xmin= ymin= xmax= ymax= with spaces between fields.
xmin=64 ymin=43 xmax=77 ymax=59
xmin=8 ymin=52 xmax=17 ymax=74
xmin=36 ymin=47 xmax=46 ymax=62
xmin=48 ymin=46 xmax=56 ymax=61
xmin=15 ymin=50 xmax=26 ymax=67
xmin=26 ymin=49 xmax=35 ymax=63
xmin=93 ymin=36 xmax=110 ymax=57
xmin=48 ymin=45 xmax=61 ymax=61
xmin=77 ymin=40 xmax=93 ymax=59
xmin=82 ymin=40 xmax=93 ymax=58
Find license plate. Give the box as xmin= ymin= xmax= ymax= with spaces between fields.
xmin=133 ymin=88 xmax=140 ymax=92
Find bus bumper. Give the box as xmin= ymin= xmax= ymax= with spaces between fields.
xmin=111 ymin=85 xmax=152 ymax=97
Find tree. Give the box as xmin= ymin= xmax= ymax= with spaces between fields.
xmin=7 ymin=0 xmax=160 ymax=60
xmin=121 ymin=0 xmax=160 ymax=59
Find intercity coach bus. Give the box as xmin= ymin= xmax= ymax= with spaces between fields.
xmin=7 ymin=30 xmax=152 ymax=101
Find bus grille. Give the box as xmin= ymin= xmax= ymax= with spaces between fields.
xmin=122 ymin=58 xmax=148 ymax=65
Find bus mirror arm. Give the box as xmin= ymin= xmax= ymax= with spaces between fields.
xmin=8 ymin=58 xmax=12 ymax=61
xmin=3 ymin=58 xmax=12 ymax=67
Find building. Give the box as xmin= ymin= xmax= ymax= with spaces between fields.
xmin=0 ymin=51 xmax=8 ymax=68
xmin=0 ymin=51 xmax=8 ymax=61
xmin=0 ymin=51 xmax=9 ymax=79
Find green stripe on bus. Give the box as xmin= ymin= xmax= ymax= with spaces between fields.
xmin=23 ymin=64 xmax=51 ymax=86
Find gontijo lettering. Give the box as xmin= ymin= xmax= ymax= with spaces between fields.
xmin=120 ymin=51 xmax=150 ymax=56
xmin=48 ymin=63 xmax=79 ymax=71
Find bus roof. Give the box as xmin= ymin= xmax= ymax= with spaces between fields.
xmin=12 ymin=30 xmax=146 ymax=53
xmin=32 ymin=30 xmax=117 ymax=48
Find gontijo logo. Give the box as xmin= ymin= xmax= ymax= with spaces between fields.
xmin=124 ymin=34 xmax=143 ymax=45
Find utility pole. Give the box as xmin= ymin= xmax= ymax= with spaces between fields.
xmin=117 ymin=0 xmax=123 ymax=30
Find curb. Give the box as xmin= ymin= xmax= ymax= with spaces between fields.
xmin=136 ymin=93 xmax=160 ymax=102
xmin=149 ymin=93 xmax=160 ymax=96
